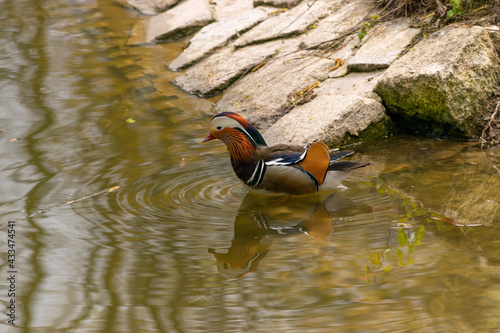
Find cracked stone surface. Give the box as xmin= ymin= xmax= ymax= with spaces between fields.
xmin=169 ymin=7 xmax=272 ymax=71
xmin=264 ymin=71 xmax=388 ymax=146
xmin=212 ymin=0 xmax=255 ymax=21
xmin=117 ymin=0 xmax=180 ymax=15
xmin=214 ymin=51 xmax=335 ymax=127
xmin=324 ymin=34 xmax=360 ymax=78
xmin=348 ymin=18 xmax=421 ymax=71
xmin=264 ymin=94 xmax=388 ymax=146
xmin=253 ymin=0 xmax=303 ymax=8
xmin=174 ymin=39 xmax=301 ymax=96
xmin=128 ymin=0 xmax=213 ymax=45
xmin=317 ymin=71 xmax=385 ymax=101
xmin=234 ymin=0 xmax=336 ymax=48
xmin=297 ymin=0 xmax=373 ymax=49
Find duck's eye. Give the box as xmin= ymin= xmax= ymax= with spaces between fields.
xmin=216 ymin=126 xmax=222 ymax=130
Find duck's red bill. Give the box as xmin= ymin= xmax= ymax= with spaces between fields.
xmin=203 ymin=133 xmax=216 ymax=142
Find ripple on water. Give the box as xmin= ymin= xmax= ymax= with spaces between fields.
xmin=114 ymin=162 xmax=246 ymax=221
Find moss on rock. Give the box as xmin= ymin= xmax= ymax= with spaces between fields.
xmin=334 ymin=114 xmax=394 ymax=148
xmin=375 ymin=26 xmax=500 ymax=139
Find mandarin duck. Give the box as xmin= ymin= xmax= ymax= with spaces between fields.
xmin=203 ymin=112 xmax=369 ymax=195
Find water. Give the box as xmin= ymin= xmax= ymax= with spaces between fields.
xmin=1 ymin=1 xmax=500 ymax=332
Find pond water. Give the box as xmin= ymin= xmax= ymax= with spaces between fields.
xmin=1 ymin=1 xmax=500 ymax=332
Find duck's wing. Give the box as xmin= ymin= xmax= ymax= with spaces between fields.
xmin=297 ymin=142 xmax=330 ymax=186
xmin=255 ymin=144 xmax=307 ymax=166
xmin=328 ymin=161 xmax=371 ymax=171
xmin=329 ymin=150 xmax=354 ymax=164
xmin=327 ymin=149 xmax=370 ymax=170
xmin=257 ymin=143 xmax=331 ymax=186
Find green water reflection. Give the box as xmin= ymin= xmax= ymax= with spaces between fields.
xmin=1 ymin=0 xmax=500 ymax=332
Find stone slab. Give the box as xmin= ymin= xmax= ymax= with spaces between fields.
xmin=169 ymin=7 xmax=272 ymax=71
xmin=214 ymin=51 xmax=335 ymax=127
xmin=348 ymin=18 xmax=421 ymax=71
xmin=234 ymin=0 xmax=335 ymax=48
xmin=375 ymin=25 xmax=500 ymax=137
xmin=298 ymin=0 xmax=372 ymax=49
xmin=486 ymin=25 xmax=500 ymax=44
xmin=253 ymin=0 xmax=302 ymax=8
xmin=212 ymin=0 xmax=254 ymax=21
xmin=117 ymin=0 xmax=180 ymax=15
xmin=324 ymin=34 xmax=360 ymax=78
xmin=128 ymin=0 xmax=213 ymax=45
xmin=317 ymin=71 xmax=385 ymax=101
xmin=174 ymin=39 xmax=301 ymax=96
xmin=264 ymin=70 xmax=388 ymax=146
xmin=263 ymin=94 xmax=387 ymax=146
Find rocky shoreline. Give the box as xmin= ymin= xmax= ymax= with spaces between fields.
xmin=122 ymin=0 xmax=500 ymax=147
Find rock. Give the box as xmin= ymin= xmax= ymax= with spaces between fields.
xmin=214 ymin=51 xmax=335 ymax=127
xmin=212 ymin=0 xmax=255 ymax=21
xmin=174 ymin=39 xmax=301 ymax=96
xmin=264 ymin=95 xmax=389 ymax=146
xmin=348 ymin=18 xmax=421 ymax=72
xmin=324 ymin=34 xmax=360 ymax=78
xmin=317 ymin=71 xmax=385 ymax=101
xmin=117 ymin=0 xmax=180 ymax=15
xmin=234 ymin=0 xmax=335 ymax=48
xmin=375 ymin=26 xmax=500 ymax=137
xmin=128 ymin=0 xmax=213 ymax=45
xmin=169 ymin=7 xmax=272 ymax=71
xmin=253 ymin=0 xmax=302 ymax=8
xmin=486 ymin=25 xmax=500 ymax=50
xmin=298 ymin=0 xmax=373 ymax=49
xmin=264 ymin=71 xmax=390 ymax=146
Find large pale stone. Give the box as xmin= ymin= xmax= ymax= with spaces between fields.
xmin=316 ymin=34 xmax=360 ymax=78
xmin=486 ymin=25 xmax=500 ymax=45
xmin=317 ymin=71 xmax=385 ymax=101
xmin=264 ymin=94 xmax=388 ymax=146
xmin=298 ymin=0 xmax=373 ymax=48
xmin=375 ymin=26 xmax=500 ymax=137
xmin=212 ymin=0 xmax=254 ymax=21
xmin=117 ymin=0 xmax=180 ymax=15
xmin=349 ymin=18 xmax=421 ymax=72
xmin=253 ymin=0 xmax=302 ymax=8
xmin=128 ymin=0 xmax=213 ymax=45
xmin=214 ymin=51 xmax=335 ymax=127
xmin=174 ymin=39 xmax=301 ymax=96
xmin=234 ymin=0 xmax=336 ymax=48
xmin=264 ymin=71 xmax=389 ymax=146
xmin=169 ymin=7 xmax=271 ymax=71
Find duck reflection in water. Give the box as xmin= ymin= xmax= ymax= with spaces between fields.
xmin=209 ymin=193 xmax=342 ymax=278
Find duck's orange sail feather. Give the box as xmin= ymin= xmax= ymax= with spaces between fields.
xmin=298 ymin=142 xmax=330 ymax=185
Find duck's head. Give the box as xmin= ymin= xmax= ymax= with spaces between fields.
xmin=203 ymin=112 xmax=267 ymax=148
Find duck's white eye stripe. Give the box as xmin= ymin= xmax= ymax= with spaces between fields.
xmin=238 ymin=127 xmax=257 ymax=147
xmin=211 ymin=116 xmax=258 ymax=146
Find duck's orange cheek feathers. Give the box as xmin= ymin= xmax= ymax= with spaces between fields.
xmin=203 ymin=132 xmax=216 ymax=142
